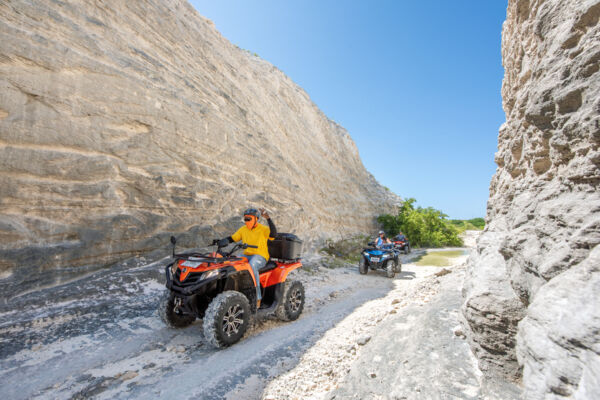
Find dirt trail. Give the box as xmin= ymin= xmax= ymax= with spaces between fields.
xmin=1 ymin=233 xmax=520 ymax=399
xmin=0 ymin=253 xmax=404 ymax=399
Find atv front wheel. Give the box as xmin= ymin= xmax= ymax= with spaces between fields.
xmin=159 ymin=291 xmax=195 ymax=328
xmin=276 ymin=280 xmax=305 ymax=321
xmin=386 ymin=260 xmax=396 ymax=278
xmin=394 ymin=261 xmax=402 ymax=273
xmin=204 ymin=291 xmax=251 ymax=348
xmin=358 ymin=257 xmax=368 ymax=275
xmin=405 ymin=245 xmax=410 ymax=254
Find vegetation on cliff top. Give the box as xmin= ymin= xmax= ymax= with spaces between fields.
xmin=449 ymin=218 xmax=485 ymax=232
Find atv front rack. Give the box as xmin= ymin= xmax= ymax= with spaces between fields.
xmin=173 ymin=252 xmax=243 ymax=264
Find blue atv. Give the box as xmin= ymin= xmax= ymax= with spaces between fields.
xmin=359 ymin=243 xmax=401 ymax=278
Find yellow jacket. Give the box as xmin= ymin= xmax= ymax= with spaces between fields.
xmin=231 ymin=223 xmax=271 ymax=260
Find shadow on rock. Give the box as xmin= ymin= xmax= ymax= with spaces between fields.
xmin=395 ymin=271 xmax=416 ymax=280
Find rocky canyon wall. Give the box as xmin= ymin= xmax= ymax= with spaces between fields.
xmin=0 ymin=0 xmax=399 ymax=276
xmin=463 ymin=0 xmax=599 ymax=398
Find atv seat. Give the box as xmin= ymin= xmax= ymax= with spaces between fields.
xmin=259 ymin=260 xmax=278 ymax=274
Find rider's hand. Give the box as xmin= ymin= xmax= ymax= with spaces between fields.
xmin=259 ymin=208 xmax=270 ymax=219
xmin=217 ymin=238 xmax=229 ymax=247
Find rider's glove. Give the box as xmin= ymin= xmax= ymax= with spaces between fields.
xmin=217 ymin=238 xmax=230 ymax=247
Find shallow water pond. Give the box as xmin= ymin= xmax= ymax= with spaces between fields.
xmin=414 ymin=250 xmax=467 ymax=267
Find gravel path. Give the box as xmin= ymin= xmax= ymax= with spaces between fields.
xmin=1 ymin=235 xmax=521 ymax=399
xmin=263 ymin=252 xmax=522 ymax=400
xmin=0 ymin=253 xmax=403 ymax=400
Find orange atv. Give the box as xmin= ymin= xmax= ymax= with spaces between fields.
xmin=160 ymin=234 xmax=304 ymax=348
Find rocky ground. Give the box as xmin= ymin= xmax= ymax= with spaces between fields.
xmin=0 ymin=251 xmax=398 ymax=399
xmin=262 ymin=247 xmax=522 ymax=400
xmin=0 ymin=232 xmax=522 ymax=399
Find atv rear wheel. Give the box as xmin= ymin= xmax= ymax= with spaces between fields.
xmin=358 ymin=257 xmax=368 ymax=275
xmin=204 ymin=291 xmax=251 ymax=348
xmin=276 ymin=280 xmax=305 ymax=321
xmin=159 ymin=291 xmax=195 ymax=328
xmin=386 ymin=260 xmax=396 ymax=278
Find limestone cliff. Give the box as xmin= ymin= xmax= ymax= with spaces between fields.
xmin=463 ymin=0 xmax=600 ymax=398
xmin=0 ymin=0 xmax=399 ymax=274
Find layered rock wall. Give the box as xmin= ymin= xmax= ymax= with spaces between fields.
xmin=463 ymin=0 xmax=600 ymax=398
xmin=0 ymin=0 xmax=399 ymax=275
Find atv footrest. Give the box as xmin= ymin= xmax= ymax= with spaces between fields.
xmin=259 ymin=261 xmax=278 ymax=274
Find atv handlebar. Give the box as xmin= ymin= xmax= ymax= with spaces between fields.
xmin=210 ymin=240 xmax=257 ymax=257
xmin=224 ymin=243 xmax=257 ymax=257
xmin=211 ymin=239 xmax=257 ymax=249
xmin=170 ymin=240 xmax=261 ymax=263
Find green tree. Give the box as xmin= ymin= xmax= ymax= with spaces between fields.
xmin=377 ymin=198 xmax=463 ymax=247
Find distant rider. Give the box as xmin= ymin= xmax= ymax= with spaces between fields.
xmin=394 ymin=231 xmax=407 ymax=242
xmin=376 ymin=230 xmax=391 ymax=249
xmin=218 ymin=208 xmax=276 ymax=308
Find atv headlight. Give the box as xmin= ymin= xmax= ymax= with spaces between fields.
xmin=382 ymin=253 xmax=390 ymax=259
xmin=170 ymin=262 xmax=179 ymax=274
xmin=201 ymin=270 xmax=219 ymax=280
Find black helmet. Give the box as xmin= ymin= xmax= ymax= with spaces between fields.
xmin=243 ymin=208 xmax=260 ymax=218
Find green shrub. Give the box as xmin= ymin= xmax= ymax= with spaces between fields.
xmin=467 ymin=218 xmax=485 ymax=229
xmin=377 ymin=198 xmax=463 ymax=248
xmin=449 ymin=217 xmax=485 ymax=232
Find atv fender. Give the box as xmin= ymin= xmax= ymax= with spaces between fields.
xmin=223 ymin=269 xmax=255 ymax=293
xmin=261 ymin=261 xmax=302 ymax=288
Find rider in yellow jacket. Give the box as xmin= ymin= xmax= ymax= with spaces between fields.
xmin=218 ymin=208 xmax=276 ymax=308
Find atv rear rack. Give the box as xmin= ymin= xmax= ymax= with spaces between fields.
xmin=268 ymin=257 xmax=302 ymax=263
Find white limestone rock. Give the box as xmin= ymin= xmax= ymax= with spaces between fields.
xmin=463 ymin=0 xmax=600 ymax=397
xmin=0 ymin=0 xmax=399 ymax=274
xmin=517 ymin=246 xmax=600 ymax=399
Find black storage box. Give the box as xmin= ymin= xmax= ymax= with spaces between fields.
xmin=268 ymin=233 xmax=303 ymax=260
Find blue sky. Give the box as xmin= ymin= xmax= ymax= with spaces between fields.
xmin=190 ymin=1 xmax=508 ymax=219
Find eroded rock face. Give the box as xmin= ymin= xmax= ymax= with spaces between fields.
xmin=463 ymin=0 xmax=600 ymax=397
xmin=0 ymin=0 xmax=399 ymax=275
